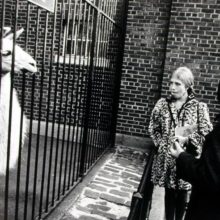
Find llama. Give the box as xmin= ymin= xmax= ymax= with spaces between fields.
xmin=0 ymin=27 xmax=37 ymax=175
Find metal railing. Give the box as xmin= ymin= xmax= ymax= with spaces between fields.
xmin=0 ymin=0 xmax=128 ymax=219
xmin=128 ymin=146 xmax=157 ymax=220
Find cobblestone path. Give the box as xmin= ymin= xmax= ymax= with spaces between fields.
xmin=58 ymin=145 xmax=148 ymax=220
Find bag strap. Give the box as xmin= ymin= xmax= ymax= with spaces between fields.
xmin=197 ymin=102 xmax=200 ymax=132
xmin=167 ymin=102 xmax=177 ymax=128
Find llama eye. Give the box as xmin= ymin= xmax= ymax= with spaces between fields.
xmin=1 ymin=50 xmax=12 ymax=56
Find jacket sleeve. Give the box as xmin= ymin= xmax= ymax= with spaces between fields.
xmin=188 ymin=102 xmax=213 ymax=157
xmin=148 ymin=99 xmax=164 ymax=148
xmin=177 ymin=131 xmax=220 ymax=192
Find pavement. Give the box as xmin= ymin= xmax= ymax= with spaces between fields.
xmin=149 ymin=186 xmax=165 ymax=220
xmin=45 ymin=145 xmax=164 ymax=220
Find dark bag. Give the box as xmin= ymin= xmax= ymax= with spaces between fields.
xmin=185 ymin=103 xmax=200 ymax=157
xmin=186 ymin=141 xmax=199 ymax=157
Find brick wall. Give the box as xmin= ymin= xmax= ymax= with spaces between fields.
xmin=117 ymin=0 xmax=172 ymax=137
xmin=162 ymin=0 xmax=220 ymax=120
xmin=117 ymin=0 xmax=220 ymax=140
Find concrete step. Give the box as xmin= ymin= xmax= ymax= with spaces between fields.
xmin=148 ymin=186 xmax=165 ymax=220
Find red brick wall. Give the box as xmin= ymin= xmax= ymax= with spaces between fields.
xmin=117 ymin=0 xmax=220 ymax=138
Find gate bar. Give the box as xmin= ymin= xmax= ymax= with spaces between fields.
xmin=66 ymin=0 xmax=79 ymax=189
xmin=4 ymin=0 xmax=19 ymax=219
xmin=39 ymin=0 xmax=57 ymax=216
xmin=79 ymin=0 xmax=99 ymax=177
xmin=50 ymin=0 xmax=65 ymax=206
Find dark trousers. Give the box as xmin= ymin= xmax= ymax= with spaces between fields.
xmin=165 ymin=188 xmax=190 ymax=220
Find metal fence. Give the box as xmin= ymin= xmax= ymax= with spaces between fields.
xmin=0 ymin=0 xmax=128 ymax=219
xmin=128 ymin=146 xmax=156 ymax=220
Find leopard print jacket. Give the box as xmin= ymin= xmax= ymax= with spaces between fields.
xmin=148 ymin=95 xmax=213 ymax=190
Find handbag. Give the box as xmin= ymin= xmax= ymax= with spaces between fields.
xmin=186 ymin=139 xmax=199 ymax=157
xmin=185 ymin=103 xmax=200 ymax=157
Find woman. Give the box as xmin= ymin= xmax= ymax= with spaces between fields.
xmin=148 ymin=67 xmax=212 ymax=220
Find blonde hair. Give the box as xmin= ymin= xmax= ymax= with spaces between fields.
xmin=172 ymin=67 xmax=194 ymax=93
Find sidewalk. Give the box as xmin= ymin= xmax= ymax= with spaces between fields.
xmin=45 ymin=145 xmax=164 ymax=220
xmin=149 ymin=186 xmax=165 ymax=220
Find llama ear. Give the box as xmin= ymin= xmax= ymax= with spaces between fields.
xmin=3 ymin=27 xmax=11 ymax=37
xmin=4 ymin=28 xmax=24 ymax=40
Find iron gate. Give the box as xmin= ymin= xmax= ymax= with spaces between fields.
xmin=0 ymin=0 xmax=128 ymax=219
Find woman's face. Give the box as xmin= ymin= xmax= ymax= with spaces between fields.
xmin=169 ymin=76 xmax=188 ymax=100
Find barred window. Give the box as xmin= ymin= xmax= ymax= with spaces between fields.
xmin=61 ymin=14 xmax=109 ymax=66
xmin=64 ymin=18 xmax=92 ymax=59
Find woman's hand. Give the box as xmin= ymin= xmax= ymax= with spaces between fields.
xmin=174 ymin=135 xmax=189 ymax=146
xmin=170 ymin=141 xmax=184 ymax=158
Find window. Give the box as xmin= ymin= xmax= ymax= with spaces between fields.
xmin=68 ymin=18 xmax=91 ymax=55
xmin=57 ymin=6 xmax=109 ymax=67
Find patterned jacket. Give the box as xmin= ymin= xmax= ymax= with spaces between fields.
xmin=148 ymin=95 xmax=213 ymax=190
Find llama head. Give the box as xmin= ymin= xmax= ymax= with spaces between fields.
xmin=1 ymin=27 xmax=37 ymax=74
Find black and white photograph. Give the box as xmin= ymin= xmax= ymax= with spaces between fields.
xmin=0 ymin=0 xmax=219 ymax=220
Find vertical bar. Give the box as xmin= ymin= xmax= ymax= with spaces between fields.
xmin=46 ymin=0 xmax=64 ymax=208
xmin=23 ymin=75 xmax=35 ymax=220
xmin=67 ymin=0 xmax=79 ymax=189
xmin=106 ymin=20 xmax=115 ymax=148
xmin=83 ymin=4 xmax=96 ymax=170
xmin=31 ymin=10 xmax=48 ymax=220
xmin=95 ymin=13 xmax=107 ymax=154
xmin=107 ymin=0 xmax=110 ymax=18
xmin=96 ymin=10 xmax=107 ymax=152
xmin=24 ymin=5 xmax=39 ymax=220
xmin=99 ymin=8 xmax=109 ymax=152
xmin=15 ymin=73 xmax=26 ymax=220
xmin=70 ymin=0 xmax=82 ymax=182
xmin=92 ymin=16 xmax=109 ymax=160
xmin=101 ymin=17 xmax=111 ymax=149
xmin=71 ymin=0 xmax=86 ymax=183
xmin=79 ymin=1 xmax=98 ymax=177
xmin=59 ymin=0 xmax=71 ymax=196
xmin=69 ymin=1 xmax=83 ymax=185
xmin=56 ymin=0 xmax=72 ymax=200
xmin=92 ymin=16 xmax=104 ymax=159
xmin=101 ymin=18 xmax=112 ymax=151
xmin=78 ymin=1 xmax=92 ymax=173
xmin=5 ymin=1 xmax=18 ymax=219
xmin=63 ymin=11 xmax=74 ymax=192
xmin=39 ymin=0 xmax=57 ymax=215
xmin=74 ymin=0 xmax=88 ymax=179
xmin=51 ymin=0 xmax=65 ymax=205
xmin=114 ymin=0 xmax=117 ymax=19
xmin=86 ymin=6 xmax=102 ymax=169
